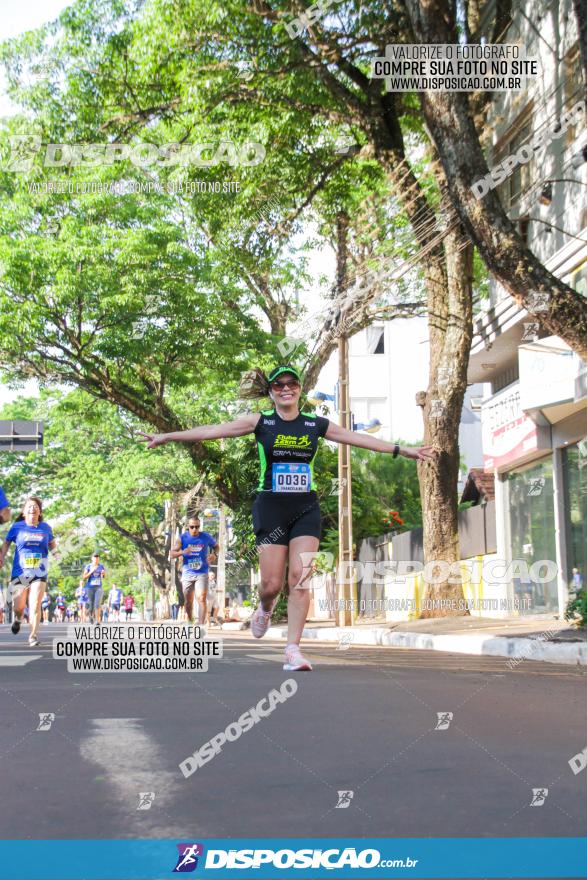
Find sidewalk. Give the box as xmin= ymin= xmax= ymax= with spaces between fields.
xmin=263 ymin=615 xmax=587 ymax=666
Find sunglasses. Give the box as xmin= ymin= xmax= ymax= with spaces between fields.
xmin=271 ymin=379 xmax=300 ymax=390
xmin=188 ymin=524 xmax=200 ymax=530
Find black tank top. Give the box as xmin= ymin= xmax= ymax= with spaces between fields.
xmin=254 ymin=409 xmax=329 ymax=492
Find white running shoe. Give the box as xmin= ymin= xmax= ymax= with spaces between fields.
xmin=29 ymin=636 xmax=41 ymax=648
xmin=250 ymin=605 xmax=273 ymax=638
xmin=283 ymin=644 xmax=312 ymax=672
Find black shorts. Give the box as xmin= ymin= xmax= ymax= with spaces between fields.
xmin=252 ymin=491 xmax=321 ymax=546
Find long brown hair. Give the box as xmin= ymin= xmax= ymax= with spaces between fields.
xmin=15 ymin=496 xmax=44 ymax=523
xmin=238 ymin=368 xmax=270 ymax=399
xmin=238 ymin=365 xmax=303 ymax=400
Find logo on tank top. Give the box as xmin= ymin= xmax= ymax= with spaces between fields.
xmin=274 ymin=433 xmax=311 ymax=448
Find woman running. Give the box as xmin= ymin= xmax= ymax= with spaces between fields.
xmin=0 ymin=496 xmax=56 ymax=647
xmin=41 ymin=590 xmax=51 ymax=624
xmin=140 ymin=365 xmax=434 ymax=671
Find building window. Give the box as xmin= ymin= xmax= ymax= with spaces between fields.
xmin=569 ymin=261 xmax=587 ymax=298
xmin=564 ymin=443 xmax=587 ymax=586
xmin=507 ymin=456 xmax=558 ymax=613
xmin=492 ymin=363 xmax=519 ymax=395
xmin=518 ymin=216 xmax=530 ymax=246
xmin=366 ymin=325 xmax=385 ymax=354
xmin=564 ymin=45 xmax=584 ymax=146
xmin=495 ymin=106 xmax=535 ymax=210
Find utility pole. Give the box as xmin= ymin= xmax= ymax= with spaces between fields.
xmin=337 ymin=337 xmax=355 ymax=627
xmin=335 ymin=212 xmax=356 ymax=627
xmin=161 ymin=495 xmax=176 ymax=621
xmin=216 ymin=505 xmax=227 ymax=620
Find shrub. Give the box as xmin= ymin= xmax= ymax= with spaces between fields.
xmin=565 ymin=591 xmax=587 ymax=627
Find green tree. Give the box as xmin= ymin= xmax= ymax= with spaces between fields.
xmin=0 ymin=389 xmax=203 ymax=590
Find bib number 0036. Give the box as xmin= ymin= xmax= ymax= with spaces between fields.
xmin=272 ymin=463 xmax=311 ymax=493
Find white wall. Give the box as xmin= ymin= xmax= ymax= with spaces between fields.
xmin=316 ymin=318 xmax=486 ymax=482
xmin=316 ymin=317 xmax=429 ymax=442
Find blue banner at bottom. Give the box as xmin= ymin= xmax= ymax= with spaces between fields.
xmin=0 ymin=838 xmax=585 ymax=879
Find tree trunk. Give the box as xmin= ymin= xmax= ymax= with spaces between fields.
xmin=404 ymin=0 xmax=587 ymax=359
xmin=416 ymin=232 xmax=474 ymax=616
xmin=571 ymin=0 xmax=587 ymax=88
xmin=371 ymin=148 xmax=472 ymax=616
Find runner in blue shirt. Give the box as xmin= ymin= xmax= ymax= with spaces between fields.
xmin=108 ymin=583 xmax=123 ymax=621
xmin=75 ymin=581 xmax=89 ymax=623
xmin=82 ymin=552 xmax=106 ymax=624
xmin=0 ymin=484 xmax=10 ymax=524
xmin=0 ymin=496 xmax=55 ymax=647
xmin=41 ymin=590 xmax=51 ymax=624
xmin=170 ymin=516 xmax=219 ymax=624
xmin=55 ymin=592 xmax=66 ymax=623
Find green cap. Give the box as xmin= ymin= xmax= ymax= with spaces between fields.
xmin=268 ymin=365 xmax=301 ymax=383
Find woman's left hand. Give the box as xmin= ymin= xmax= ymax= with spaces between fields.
xmin=401 ymin=446 xmax=436 ymax=461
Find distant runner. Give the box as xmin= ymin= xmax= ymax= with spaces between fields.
xmin=141 ymin=364 xmax=435 ymax=671
xmin=108 ymin=583 xmax=123 ymax=621
xmin=207 ymin=570 xmax=221 ymax=626
xmin=0 ymin=496 xmax=56 ymax=647
xmin=75 ymin=581 xmax=89 ymax=624
xmin=123 ymin=592 xmax=134 ymax=621
xmin=82 ymin=552 xmax=106 ymax=624
xmin=41 ymin=591 xmax=51 ymax=624
xmin=55 ymin=592 xmax=66 ymax=622
xmin=170 ymin=516 xmax=219 ymax=625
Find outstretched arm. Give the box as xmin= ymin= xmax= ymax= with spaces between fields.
xmin=325 ymin=422 xmax=436 ymax=462
xmin=139 ymin=413 xmax=261 ymax=449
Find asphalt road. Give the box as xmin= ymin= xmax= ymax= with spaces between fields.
xmin=0 ymin=622 xmax=585 ymax=870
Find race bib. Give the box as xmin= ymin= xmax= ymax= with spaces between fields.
xmin=272 ymin=463 xmax=311 ymax=493
xmin=22 ymin=551 xmax=42 ymax=569
xmin=188 ymin=559 xmax=202 ymax=571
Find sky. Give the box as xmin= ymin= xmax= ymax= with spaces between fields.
xmin=0 ymin=0 xmax=71 ymax=117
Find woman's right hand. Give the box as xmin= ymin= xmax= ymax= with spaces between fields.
xmin=138 ymin=432 xmax=169 ymax=449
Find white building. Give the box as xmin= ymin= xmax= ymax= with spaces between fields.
xmin=316 ymin=317 xmax=485 ymax=489
xmin=470 ymin=0 xmax=587 ymax=616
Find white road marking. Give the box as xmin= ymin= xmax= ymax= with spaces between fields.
xmin=0 ymin=654 xmax=43 ymax=666
xmin=79 ymin=718 xmax=183 ymax=834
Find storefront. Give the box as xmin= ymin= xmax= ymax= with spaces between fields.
xmin=482 ymin=342 xmax=587 ymax=617
xmin=564 ymin=441 xmax=587 ymax=583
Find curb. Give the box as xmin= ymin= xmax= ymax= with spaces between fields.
xmin=265 ymin=625 xmax=587 ymax=666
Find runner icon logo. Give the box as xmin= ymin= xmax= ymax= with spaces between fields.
xmin=274 ymin=433 xmax=311 ymax=448
xmin=335 ymin=790 xmax=354 ymax=808
xmin=37 ymin=713 xmax=55 ymax=731
xmin=435 ymin=712 xmax=453 ymax=730
xmin=530 ymin=788 xmax=549 ymax=806
xmin=137 ymin=791 xmax=155 ymax=810
xmin=173 ymin=843 xmax=204 ymax=873
xmin=521 ymin=321 xmax=540 ymax=341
